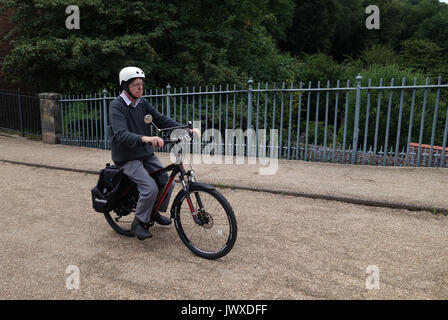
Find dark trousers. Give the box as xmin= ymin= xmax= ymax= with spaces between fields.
xmin=121 ymin=154 xmax=174 ymax=223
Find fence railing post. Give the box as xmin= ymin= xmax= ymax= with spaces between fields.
xmin=441 ymin=103 xmax=448 ymax=168
xmin=17 ymin=88 xmax=25 ymax=137
xmin=102 ymin=88 xmax=108 ymax=149
xmin=351 ymin=74 xmax=362 ymax=164
xmin=247 ymin=79 xmax=253 ymax=130
xmin=166 ymin=84 xmax=171 ymax=118
xmin=247 ymin=79 xmax=256 ymax=157
xmin=429 ymin=76 xmax=442 ymax=167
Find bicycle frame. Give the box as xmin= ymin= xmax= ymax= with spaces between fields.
xmin=148 ymin=161 xmax=201 ymax=218
xmin=118 ymin=121 xmax=200 ymax=219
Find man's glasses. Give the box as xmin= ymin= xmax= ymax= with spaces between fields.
xmin=130 ymin=82 xmax=144 ymax=88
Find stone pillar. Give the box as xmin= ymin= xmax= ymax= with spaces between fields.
xmin=39 ymin=93 xmax=62 ymax=144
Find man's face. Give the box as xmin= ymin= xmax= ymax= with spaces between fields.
xmin=128 ymin=78 xmax=144 ymax=98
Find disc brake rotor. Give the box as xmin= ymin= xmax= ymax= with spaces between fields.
xmin=200 ymin=211 xmax=213 ymax=229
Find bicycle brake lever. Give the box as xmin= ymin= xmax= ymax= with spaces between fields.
xmin=152 ymin=123 xmax=161 ymax=133
xmin=183 ymin=133 xmax=192 ymax=142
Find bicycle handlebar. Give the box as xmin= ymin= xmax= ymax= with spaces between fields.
xmin=145 ymin=120 xmax=195 ymax=147
xmin=156 ymin=121 xmax=193 ymax=133
xmin=161 ymin=130 xmax=194 ymax=146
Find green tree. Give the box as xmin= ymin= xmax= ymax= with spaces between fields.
xmin=281 ymin=0 xmax=339 ymax=55
xmin=399 ymin=39 xmax=443 ymax=75
xmin=152 ymin=0 xmax=297 ymax=86
xmin=330 ymin=0 xmax=410 ymax=60
xmin=329 ymin=0 xmax=365 ymax=60
xmin=0 ymin=0 xmax=176 ymax=92
xmin=0 ymin=0 xmax=296 ymax=92
xmin=400 ymin=0 xmax=445 ymax=41
xmin=413 ymin=11 xmax=448 ymax=56
xmin=263 ymin=0 xmax=295 ymax=42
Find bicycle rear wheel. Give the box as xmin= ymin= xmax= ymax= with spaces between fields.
xmin=104 ymin=210 xmax=135 ymax=237
xmin=173 ymin=184 xmax=237 ymax=260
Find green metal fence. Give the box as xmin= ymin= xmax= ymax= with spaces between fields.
xmin=59 ymin=75 xmax=448 ymax=167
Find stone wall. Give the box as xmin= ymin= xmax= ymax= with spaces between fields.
xmin=39 ymin=93 xmax=62 ymax=144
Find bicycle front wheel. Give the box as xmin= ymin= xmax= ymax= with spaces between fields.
xmin=173 ymin=185 xmax=237 ymax=260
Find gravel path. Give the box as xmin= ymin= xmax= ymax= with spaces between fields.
xmin=1 ymin=162 xmax=447 ymax=299
xmin=1 ymin=134 xmax=448 ymax=212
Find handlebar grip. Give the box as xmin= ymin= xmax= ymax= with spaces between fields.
xmin=162 ymin=138 xmax=180 ymax=145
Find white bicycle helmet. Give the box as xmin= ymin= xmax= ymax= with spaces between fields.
xmin=119 ymin=66 xmax=145 ymax=86
xmin=119 ymin=66 xmax=145 ymax=98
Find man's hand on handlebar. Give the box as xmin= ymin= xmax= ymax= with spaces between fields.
xmin=141 ymin=128 xmax=201 ymax=147
xmin=188 ymin=128 xmax=201 ymax=138
xmin=141 ymin=136 xmax=164 ymax=147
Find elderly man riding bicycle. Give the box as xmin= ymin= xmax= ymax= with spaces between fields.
xmin=109 ymin=66 xmax=200 ymax=239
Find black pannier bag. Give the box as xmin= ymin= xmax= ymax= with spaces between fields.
xmin=91 ymin=163 xmax=124 ymax=213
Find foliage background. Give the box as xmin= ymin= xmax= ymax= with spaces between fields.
xmin=0 ymin=0 xmax=447 ymax=93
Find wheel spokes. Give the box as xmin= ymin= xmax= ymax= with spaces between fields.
xmin=179 ymin=191 xmax=231 ymax=253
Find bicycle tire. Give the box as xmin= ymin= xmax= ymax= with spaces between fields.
xmin=104 ymin=211 xmax=135 ymax=237
xmin=173 ymin=184 xmax=237 ymax=260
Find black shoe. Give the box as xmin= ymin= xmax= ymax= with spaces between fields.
xmin=131 ymin=217 xmax=152 ymax=239
xmin=154 ymin=213 xmax=172 ymax=226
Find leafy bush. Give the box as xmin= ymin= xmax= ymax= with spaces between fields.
xmin=293 ymin=53 xmax=346 ymax=85
xmin=361 ymin=43 xmax=398 ymax=66
xmin=399 ymin=39 xmax=443 ymax=75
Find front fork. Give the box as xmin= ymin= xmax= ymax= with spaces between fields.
xmin=180 ymin=170 xmax=205 ymax=225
